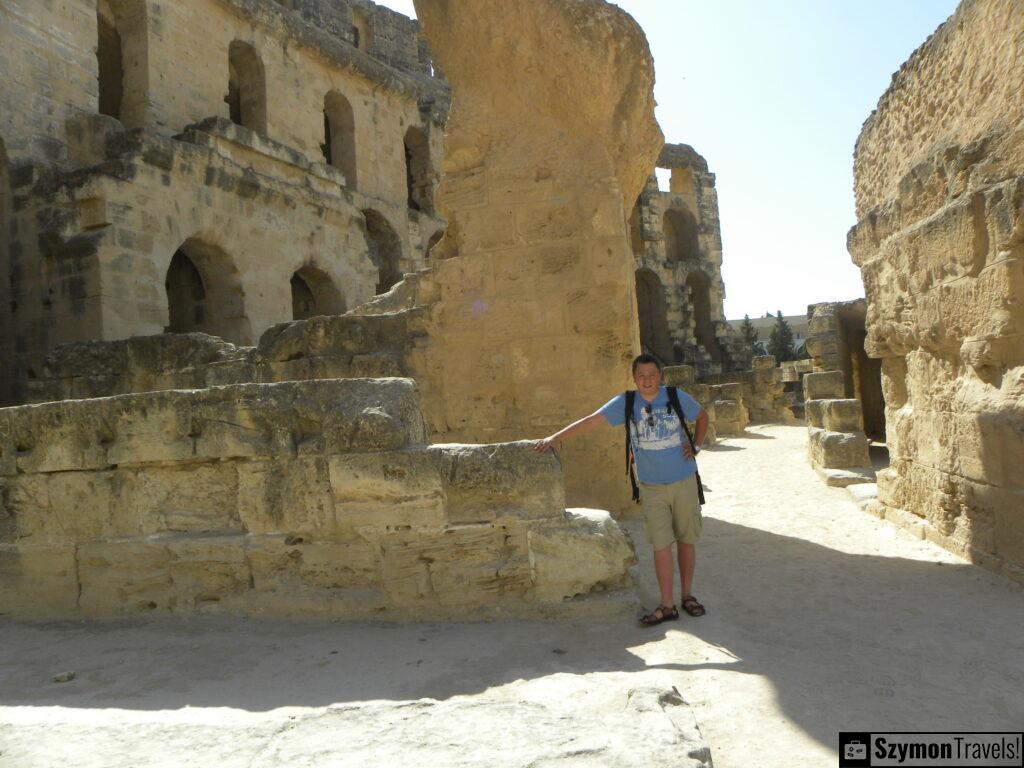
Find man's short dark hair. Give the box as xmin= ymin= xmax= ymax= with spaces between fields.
xmin=631 ymin=353 xmax=664 ymax=374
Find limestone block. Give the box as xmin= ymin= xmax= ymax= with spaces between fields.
xmin=78 ymin=540 xmax=173 ymax=614
xmin=751 ymin=355 xmax=776 ymax=370
xmin=246 ymin=535 xmax=384 ymax=606
xmin=106 ymin=393 xmax=195 ymax=466
xmin=328 ymin=451 xmax=445 ymax=531
xmin=164 ymin=534 xmax=250 ymax=610
xmin=807 ymin=427 xmax=871 ymax=470
xmin=6 ymin=401 xmax=112 ymax=473
xmin=716 ymin=382 xmax=744 ymax=403
xmin=431 ymin=442 xmax=564 ymax=524
xmin=822 ymin=399 xmax=865 ymax=433
xmin=378 ymin=525 xmax=533 ymax=608
xmin=0 ymin=544 xmax=79 ymax=616
xmin=528 ymin=508 xmax=635 ymax=602
xmin=662 ymin=365 xmax=697 ymax=387
xmin=119 ymin=464 xmax=242 ymax=535
xmin=803 ymin=371 xmax=845 ymax=400
xmin=237 ymin=458 xmax=335 ymax=535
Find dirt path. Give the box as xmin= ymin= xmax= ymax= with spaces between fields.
xmin=0 ymin=424 xmax=1020 ymax=767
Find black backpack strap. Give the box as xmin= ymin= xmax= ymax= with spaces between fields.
xmin=624 ymin=390 xmax=640 ymax=503
xmin=667 ymin=387 xmax=706 ymax=505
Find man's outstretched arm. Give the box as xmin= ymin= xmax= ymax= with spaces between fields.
xmin=534 ymin=410 xmax=608 ymax=453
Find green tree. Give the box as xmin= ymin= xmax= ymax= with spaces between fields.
xmin=768 ymin=310 xmax=794 ymax=362
xmin=739 ymin=314 xmax=758 ymax=351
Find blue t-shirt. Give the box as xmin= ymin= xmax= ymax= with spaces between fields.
xmin=600 ymin=387 xmax=703 ymax=485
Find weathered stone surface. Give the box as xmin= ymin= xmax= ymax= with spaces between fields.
xmin=529 ymin=508 xmax=636 ymax=602
xmin=803 ymin=371 xmax=845 ymax=401
xmin=821 ymin=399 xmax=865 ymax=433
xmin=410 ymin=0 xmax=663 ymax=510
xmin=850 ymin=0 xmax=1024 ymax=577
xmin=0 ymin=378 xmax=633 ymax=619
xmin=807 ymin=427 xmax=871 ymax=470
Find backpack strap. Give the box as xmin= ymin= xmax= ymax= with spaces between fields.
xmin=667 ymin=387 xmax=706 ymax=505
xmin=624 ymin=390 xmax=640 ymax=503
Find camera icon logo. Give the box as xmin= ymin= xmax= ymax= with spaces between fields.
xmin=844 ymin=740 xmax=867 ymax=760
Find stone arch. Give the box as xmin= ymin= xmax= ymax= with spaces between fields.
xmin=362 ymin=209 xmax=402 ymax=294
xmin=663 ymin=207 xmax=699 ymax=263
xmin=96 ymin=0 xmax=148 ymax=127
xmin=323 ymin=91 xmax=357 ymax=189
xmin=226 ymin=41 xmax=267 ymax=135
xmin=686 ymin=271 xmax=720 ymax=361
xmin=164 ymin=238 xmax=250 ymax=343
xmin=291 ymin=264 xmax=345 ymax=320
xmin=635 ymin=268 xmax=672 ymax=364
xmin=403 ymin=126 xmax=432 ymax=213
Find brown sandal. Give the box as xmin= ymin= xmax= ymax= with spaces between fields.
xmin=639 ymin=604 xmax=679 ymax=626
xmin=681 ymin=596 xmax=706 ymax=617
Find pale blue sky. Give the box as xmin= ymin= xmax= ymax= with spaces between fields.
xmin=377 ymin=1 xmax=959 ymax=318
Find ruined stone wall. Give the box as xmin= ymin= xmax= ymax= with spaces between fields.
xmin=0 ymin=378 xmax=634 ymax=618
xmin=700 ymin=355 xmax=795 ymax=425
xmin=629 ymin=144 xmax=748 ymax=375
xmin=0 ymin=0 xmax=447 ymax=405
xmin=410 ymin=0 xmax=663 ymax=510
xmin=850 ymin=0 xmax=1024 ymax=581
xmin=806 ymin=300 xmax=886 ymax=441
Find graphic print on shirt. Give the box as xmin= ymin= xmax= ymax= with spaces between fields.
xmin=633 ymin=405 xmax=682 ymax=451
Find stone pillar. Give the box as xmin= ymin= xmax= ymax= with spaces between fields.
xmin=413 ymin=0 xmax=663 ymax=509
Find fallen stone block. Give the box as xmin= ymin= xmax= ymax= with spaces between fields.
xmin=803 ymin=371 xmax=845 ymax=400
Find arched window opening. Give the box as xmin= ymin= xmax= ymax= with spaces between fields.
xmin=97 ymin=0 xmax=124 ymax=120
xmin=164 ymin=238 xmax=251 ymax=343
xmin=663 ymin=207 xmax=700 ymax=263
xmin=96 ymin=0 xmax=147 ymax=126
xmin=363 ymin=210 xmax=402 ymax=295
xmin=635 ymin=268 xmax=672 ymax=365
xmin=686 ymin=272 xmax=720 ymax=362
xmin=226 ymin=41 xmax=267 ymax=134
xmin=291 ymin=265 xmax=345 ymax=320
xmin=165 ymin=250 xmax=207 ymax=334
xmin=323 ymin=91 xmax=357 ymax=189
xmin=352 ymin=9 xmax=372 ymax=53
xmin=403 ymin=126 xmax=432 ymax=213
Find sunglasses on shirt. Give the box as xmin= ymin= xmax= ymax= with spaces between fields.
xmin=643 ymin=404 xmax=655 ymax=427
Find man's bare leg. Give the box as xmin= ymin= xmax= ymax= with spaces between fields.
xmin=653 ymin=544 xmax=675 ymax=607
xmin=677 ymin=541 xmax=696 ymax=599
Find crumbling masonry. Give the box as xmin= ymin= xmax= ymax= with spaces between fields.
xmin=849 ymin=0 xmax=1024 ymax=583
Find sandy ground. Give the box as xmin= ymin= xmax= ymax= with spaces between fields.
xmin=1 ymin=424 xmax=1022 ymax=767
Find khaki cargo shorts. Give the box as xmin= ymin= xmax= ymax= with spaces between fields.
xmin=639 ymin=474 xmax=702 ymax=550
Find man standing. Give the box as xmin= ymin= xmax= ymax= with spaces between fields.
xmin=534 ymin=353 xmax=709 ymax=625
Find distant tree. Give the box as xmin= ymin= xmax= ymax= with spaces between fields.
xmin=768 ymin=310 xmax=794 ymax=362
xmin=739 ymin=314 xmax=758 ymax=351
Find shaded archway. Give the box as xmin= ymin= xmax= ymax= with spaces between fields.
xmin=403 ymin=126 xmax=432 ymax=213
xmin=164 ymin=239 xmax=250 ymax=343
xmin=323 ymin=91 xmax=357 ymax=189
xmin=226 ymin=41 xmax=267 ymax=134
xmin=291 ymin=264 xmax=345 ymax=320
xmin=362 ymin=210 xmax=402 ymax=295
xmin=96 ymin=0 xmax=148 ymax=127
xmin=663 ymin=207 xmax=699 ymax=263
xmin=634 ymin=268 xmax=672 ymax=364
xmin=686 ymin=271 xmax=720 ymax=361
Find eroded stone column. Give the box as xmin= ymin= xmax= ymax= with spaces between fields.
xmin=413 ymin=0 xmax=663 ymax=509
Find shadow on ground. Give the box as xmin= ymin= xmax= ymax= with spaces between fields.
xmin=1 ymin=517 xmax=1021 ymax=752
